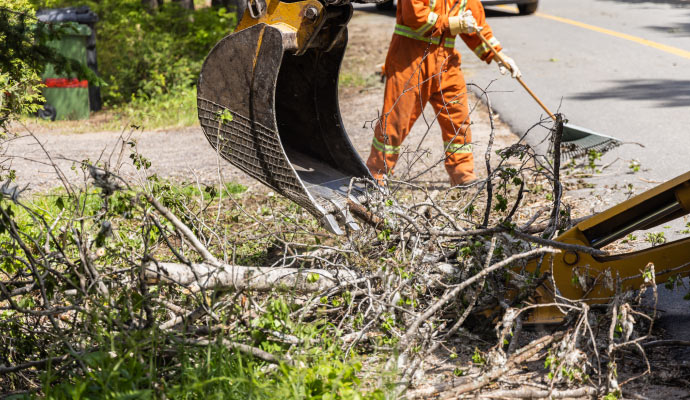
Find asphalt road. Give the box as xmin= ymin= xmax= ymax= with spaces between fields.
xmin=461 ymin=0 xmax=690 ymax=185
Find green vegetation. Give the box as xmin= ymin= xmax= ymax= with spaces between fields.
xmin=32 ymin=0 xmax=236 ymax=105
xmin=1 ymin=0 xmax=95 ymax=131
xmin=111 ymin=85 xmax=199 ymax=129
xmin=0 ymin=173 xmax=386 ymax=397
xmin=39 ymin=303 xmax=379 ymax=399
xmin=3 ymin=0 xmax=238 ymax=130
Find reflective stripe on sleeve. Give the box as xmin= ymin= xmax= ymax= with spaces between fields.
xmin=394 ymin=24 xmax=441 ymax=44
xmin=373 ymin=137 xmax=401 ymax=154
xmin=444 ymin=141 xmax=473 ymax=153
xmin=473 ymin=36 xmax=500 ymax=58
xmin=416 ymin=11 xmax=439 ymax=34
xmin=444 ymin=37 xmax=456 ymax=48
xmin=459 ymin=0 xmax=467 ymax=12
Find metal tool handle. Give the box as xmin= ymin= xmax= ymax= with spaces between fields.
xmin=475 ymin=30 xmax=557 ymax=122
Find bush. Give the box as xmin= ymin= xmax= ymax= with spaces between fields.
xmin=30 ymin=0 xmax=237 ymax=106
xmin=1 ymin=0 xmax=43 ymax=131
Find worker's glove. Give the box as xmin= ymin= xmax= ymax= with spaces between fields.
xmin=449 ymin=10 xmax=477 ymax=35
xmin=496 ymin=51 xmax=522 ymax=78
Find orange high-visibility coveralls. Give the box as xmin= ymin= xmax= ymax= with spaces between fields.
xmin=366 ymin=0 xmax=502 ymax=186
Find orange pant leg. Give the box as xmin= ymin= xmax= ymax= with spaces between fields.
xmin=366 ymin=49 xmax=430 ymax=182
xmin=428 ymin=61 xmax=476 ymax=185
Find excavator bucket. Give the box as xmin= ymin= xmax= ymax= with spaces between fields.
xmin=197 ymin=0 xmax=374 ymax=234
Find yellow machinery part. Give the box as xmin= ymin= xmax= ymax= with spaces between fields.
xmin=523 ymin=171 xmax=690 ymax=324
xmin=236 ymin=0 xmax=325 ymax=53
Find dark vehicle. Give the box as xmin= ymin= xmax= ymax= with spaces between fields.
xmin=376 ymin=0 xmax=538 ymax=15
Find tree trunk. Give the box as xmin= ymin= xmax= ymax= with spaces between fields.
xmin=141 ymin=0 xmax=160 ymax=12
xmin=173 ymin=0 xmax=195 ymax=10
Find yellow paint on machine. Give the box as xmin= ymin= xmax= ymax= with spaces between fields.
xmin=496 ymin=4 xmax=690 ymax=60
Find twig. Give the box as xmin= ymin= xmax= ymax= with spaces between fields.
xmin=184 ymin=338 xmax=291 ymax=366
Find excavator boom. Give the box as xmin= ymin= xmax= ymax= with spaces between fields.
xmin=525 ymin=171 xmax=690 ymax=324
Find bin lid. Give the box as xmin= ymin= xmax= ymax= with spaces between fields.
xmin=36 ymin=6 xmax=98 ymax=24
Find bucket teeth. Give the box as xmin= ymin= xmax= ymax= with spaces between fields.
xmin=321 ymin=214 xmax=345 ymax=236
xmin=329 ymin=199 xmax=360 ymax=232
xmin=197 ymin=15 xmax=374 ymax=234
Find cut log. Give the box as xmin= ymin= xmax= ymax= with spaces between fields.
xmin=144 ymin=262 xmax=358 ymax=292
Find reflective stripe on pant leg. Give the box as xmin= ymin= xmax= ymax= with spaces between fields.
xmin=443 ymin=141 xmax=472 ymax=154
xmin=427 ymin=60 xmax=476 ymax=183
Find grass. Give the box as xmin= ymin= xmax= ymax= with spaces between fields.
xmin=21 ymin=85 xmax=198 ymax=134
xmin=38 ymin=313 xmax=385 ymax=400
xmin=1 ymin=178 xmax=388 ymax=398
xmin=339 ymin=71 xmax=381 ymax=89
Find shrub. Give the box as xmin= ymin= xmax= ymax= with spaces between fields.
xmin=30 ymin=0 xmax=237 ymax=105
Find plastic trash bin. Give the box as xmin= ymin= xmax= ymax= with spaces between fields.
xmin=37 ymin=6 xmax=100 ymax=120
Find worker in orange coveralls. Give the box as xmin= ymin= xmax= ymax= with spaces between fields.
xmin=366 ymin=0 xmax=521 ymax=186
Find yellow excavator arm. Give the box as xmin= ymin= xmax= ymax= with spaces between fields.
xmin=526 ymin=171 xmax=690 ymax=324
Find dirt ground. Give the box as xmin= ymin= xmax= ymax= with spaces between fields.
xmin=4 ymin=9 xmax=517 ymax=194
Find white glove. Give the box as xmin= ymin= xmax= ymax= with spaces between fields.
xmin=496 ymin=51 xmax=522 ymax=78
xmin=449 ymin=10 xmax=477 ymax=35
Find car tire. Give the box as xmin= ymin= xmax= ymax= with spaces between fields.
xmin=517 ymin=2 xmax=538 ymax=15
xmin=375 ymin=0 xmax=394 ymax=11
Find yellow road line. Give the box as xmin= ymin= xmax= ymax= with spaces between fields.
xmin=496 ymin=4 xmax=690 ymax=59
xmin=537 ymin=12 xmax=690 ymax=59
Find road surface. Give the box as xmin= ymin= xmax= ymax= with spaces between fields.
xmin=462 ymin=0 xmax=690 ymax=186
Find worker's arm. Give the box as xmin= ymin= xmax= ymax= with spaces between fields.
xmin=398 ymin=0 xmax=444 ymax=34
xmin=457 ymin=0 xmax=502 ymax=63
xmin=453 ymin=0 xmax=521 ymax=77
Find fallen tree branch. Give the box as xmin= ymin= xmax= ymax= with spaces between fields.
xmin=348 ymin=198 xmax=385 ymax=227
xmin=405 ymin=376 xmax=474 ymax=399
xmin=145 ymin=194 xmax=220 ymax=266
xmin=0 ymin=354 xmax=72 ymax=375
xmin=144 ymin=262 xmax=358 ymax=292
xmin=401 ymin=247 xmax=559 ymax=346
xmin=642 ymin=340 xmax=690 ymax=348
xmin=479 ymin=387 xmax=598 ymax=399
xmin=437 ymin=332 xmax=564 ymax=398
xmin=184 ymin=338 xmax=290 ymax=365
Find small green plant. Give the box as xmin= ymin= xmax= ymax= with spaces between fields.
xmin=665 ymin=274 xmax=681 ymax=290
xmin=471 ymin=348 xmax=485 ymax=366
xmin=628 ymin=159 xmax=641 ymax=173
xmin=680 ymin=221 xmax=690 ymax=234
xmin=493 ymin=193 xmax=508 ymax=212
xmin=621 ymin=233 xmax=637 ymax=244
xmin=586 ymin=149 xmax=602 ymax=173
xmin=644 ymin=231 xmax=666 ymax=247
xmin=217 ymin=109 xmax=234 ymax=124
xmin=603 ymin=390 xmax=622 ymax=400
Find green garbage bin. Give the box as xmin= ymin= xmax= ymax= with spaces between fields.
xmin=42 ymin=23 xmax=91 ymax=120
